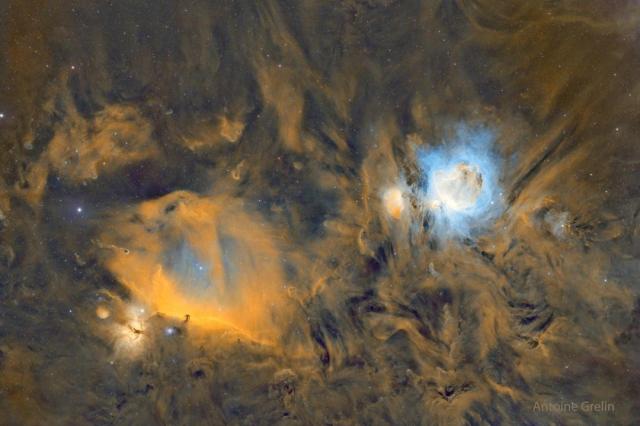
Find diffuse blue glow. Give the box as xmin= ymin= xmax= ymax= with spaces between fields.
xmin=163 ymin=237 xmax=240 ymax=303
xmin=417 ymin=124 xmax=504 ymax=239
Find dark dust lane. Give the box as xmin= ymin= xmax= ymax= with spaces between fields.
xmin=0 ymin=1 xmax=639 ymax=425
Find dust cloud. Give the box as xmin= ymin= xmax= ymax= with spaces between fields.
xmin=0 ymin=1 xmax=639 ymax=425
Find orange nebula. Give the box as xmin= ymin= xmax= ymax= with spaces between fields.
xmin=101 ymin=191 xmax=289 ymax=342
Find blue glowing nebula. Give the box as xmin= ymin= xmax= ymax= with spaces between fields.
xmin=164 ymin=240 xmax=216 ymax=298
xmin=417 ymin=124 xmax=504 ymax=239
xmin=163 ymin=236 xmax=241 ymax=304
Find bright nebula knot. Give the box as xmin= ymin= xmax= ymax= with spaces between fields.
xmin=383 ymin=187 xmax=406 ymax=219
xmin=417 ymin=124 xmax=503 ymax=239
xmin=432 ymin=163 xmax=483 ymax=212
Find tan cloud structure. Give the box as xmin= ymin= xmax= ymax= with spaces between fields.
xmin=17 ymin=99 xmax=159 ymax=206
xmin=100 ymin=191 xmax=289 ymax=342
xmin=47 ymin=104 xmax=157 ymax=182
xmin=1 ymin=0 xmax=639 ymax=424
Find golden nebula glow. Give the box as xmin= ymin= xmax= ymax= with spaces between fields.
xmin=101 ymin=191 xmax=288 ymax=342
xmin=95 ymin=305 xmax=110 ymax=319
xmin=383 ymin=187 xmax=406 ymax=219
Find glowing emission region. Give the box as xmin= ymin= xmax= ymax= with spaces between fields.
xmin=417 ymin=124 xmax=503 ymax=238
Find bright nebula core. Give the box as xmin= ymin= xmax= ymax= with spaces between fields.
xmin=433 ymin=163 xmax=483 ymax=211
xmin=418 ymin=125 xmax=504 ymax=238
